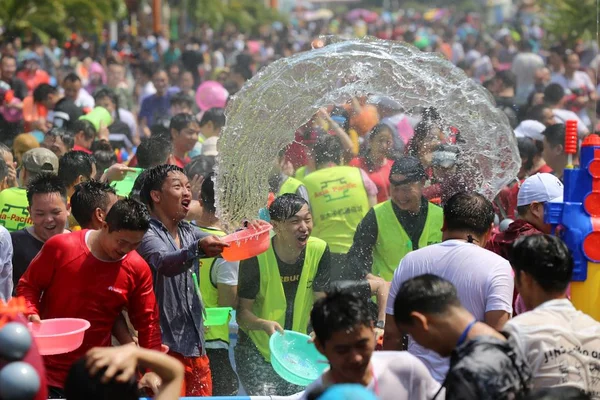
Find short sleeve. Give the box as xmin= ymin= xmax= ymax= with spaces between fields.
xmin=485 ymin=259 xmax=514 ymax=314
xmin=212 ymin=258 xmax=239 ymax=286
xmin=360 ymin=169 xmax=378 ymax=197
xmin=238 ymin=256 xmax=260 ymax=299
xmin=386 ymin=258 xmax=407 ymax=315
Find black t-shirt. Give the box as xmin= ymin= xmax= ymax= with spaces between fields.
xmin=52 ymin=98 xmax=83 ymax=130
xmin=10 ymin=229 xmax=44 ymax=295
xmin=238 ymin=238 xmax=330 ymax=330
xmin=2 ymin=77 xmax=28 ymax=100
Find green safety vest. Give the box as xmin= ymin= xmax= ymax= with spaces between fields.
xmin=0 ymin=187 xmax=32 ymax=232
xmin=294 ymin=166 xmax=308 ymax=182
xmin=278 ymin=176 xmax=303 ymax=196
xmin=197 ymin=226 xmax=230 ymax=344
xmin=303 ymin=166 xmax=370 ymax=254
xmin=243 ymin=236 xmax=327 ymax=362
xmin=372 ymin=200 xmax=444 ymax=281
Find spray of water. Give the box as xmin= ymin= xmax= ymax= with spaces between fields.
xmin=216 ymin=36 xmax=520 ymax=231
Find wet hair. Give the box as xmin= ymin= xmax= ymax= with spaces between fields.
xmin=313 ymin=134 xmax=343 ymax=166
xmin=518 ymin=137 xmax=536 ymax=172
xmin=311 ymin=290 xmax=373 ymax=344
xmin=104 ymin=198 xmax=150 ymax=233
xmin=269 ymin=193 xmax=308 ymax=222
xmin=0 ymin=143 xmax=10 ymax=156
xmin=71 ymin=180 xmax=117 ymax=229
xmin=64 ymin=357 xmax=138 ymax=400
xmin=199 ymin=108 xmax=226 ymax=131
xmin=45 ymin=127 xmax=74 ymax=150
xmin=200 ymin=172 xmax=216 ymax=213
xmin=544 ymin=83 xmax=565 ymax=105
xmin=71 ymin=119 xmax=97 ymax=141
xmin=495 ymin=70 xmax=516 ymax=89
xmin=184 ymin=155 xmax=216 ymax=181
xmin=527 ymin=104 xmax=552 ymax=124
xmin=169 ymin=92 xmax=194 ymax=110
xmin=63 ymin=72 xmax=82 ymax=84
xmin=169 ymin=113 xmax=198 ymax=132
xmin=58 ymin=151 xmax=95 ymax=188
xmin=139 ymin=164 xmax=185 ymax=210
xmin=94 ymin=88 xmax=119 ymax=109
xmin=149 ymin=124 xmax=171 ymax=141
xmin=524 ymin=386 xmax=590 ymax=400
xmin=542 ymin=123 xmax=566 ymax=149
xmin=443 ymin=192 xmax=495 ymax=236
xmin=511 ymin=235 xmax=573 ymax=293
xmin=407 ymin=107 xmax=442 ymax=158
xmin=393 ymin=274 xmax=461 ymax=325
xmin=26 ymin=173 xmax=67 ymax=206
xmin=33 ymin=83 xmax=58 ymax=103
xmin=136 ymin=136 xmax=173 ymax=169
xmin=0 ymin=159 xmax=7 ymax=184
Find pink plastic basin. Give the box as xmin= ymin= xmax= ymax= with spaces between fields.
xmin=28 ymin=318 xmax=91 ymax=355
xmin=221 ymin=223 xmax=272 ymax=262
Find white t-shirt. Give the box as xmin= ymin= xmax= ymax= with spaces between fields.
xmin=386 ymin=240 xmax=514 ymax=382
xmin=76 ymin=88 xmax=95 ymax=109
xmin=297 ymin=351 xmax=443 ymax=400
xmin=552 ymin=109 xmax=590 ymax=137
xmin=205 ymin=256 xmax=239 ymax=350
xmin=504 ymin=299 xmax=600 ymax=396
xmin=511 ymin=52 xmax=544 ymax=104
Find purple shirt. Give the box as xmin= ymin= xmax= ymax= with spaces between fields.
xmin=139 ymin=93 xmax=171 ymax=126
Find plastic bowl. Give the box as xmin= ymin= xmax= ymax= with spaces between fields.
xmin=28 ymin=318 xmax=90 ymax=356
xmin=204 ymin=307 xmax=232 ymax=326
xmin=269 ymin=330 xmax=328 ymax=386
xmin=110 ymin=168 xmax=143 ymax=197
xmin=221 ymin=223 xmax=272 ymax=262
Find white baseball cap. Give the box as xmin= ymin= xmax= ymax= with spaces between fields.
xmin=514 ymin=120 xmax=546 ymax=142
xmin=201 ymin=136 xmax=219 ymax=157
xmin=517 ymin=173 xmax=564 ymax=207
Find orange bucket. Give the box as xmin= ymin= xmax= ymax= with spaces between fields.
xmin=221 ymin=223 xmax=273 ymax=262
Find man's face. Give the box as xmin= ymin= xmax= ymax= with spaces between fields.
xmin=566 ymin=54 xmax=580 ymax=73
xmin=397 ymin=315 xmax=450 ymax=357
xmin=273 ymin=205 xmax=313 ymax=250
xmin=180 ymin=72 xmax=195 ymax=91
xmin=153 ymin=71 xmax=169 ymax=95
xmin=168 ymin=65 xmax=180 ymax=83
xmin=62 ymin=80 xmax=81 ymax=102
xmin=172 ymin=122 xmax=200 ymax=153
xmin=100 ymin=228 xmax=146 ymax=261
xmin=29 ymin=192 xmax=69 ymax=242
xmin=41 ymin=135 xmax=69 ymax=158
xmin=107 ymin=65 xmax=125 ymax=87
xmin=524 ymin=202 xmax=551 ymax=233
xmin=316 ymin=324 xmax=375 ymax=383
xmin=542 ymin=138 xmax=564 ymax=172
xmin=96 ymin=96 xmax=116 ymax=114
xmin=390 ymin=175 xmax=423 ymax=213
xmin=1 ymin=58 xmax=16 ymax=80
xmin=541 ymin=108 xmax=556 ymax=127
xmin=152 ymin=171 xmax=192 ymax=221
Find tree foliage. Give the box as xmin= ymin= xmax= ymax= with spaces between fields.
xmin=191 ymin=0 xmax=286 ymax=34
xmin=538 ymin=0 xmax=598 ymax=46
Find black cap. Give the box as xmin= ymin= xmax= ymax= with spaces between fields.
xmin=390 ymin=156 xmax=426 ymax=185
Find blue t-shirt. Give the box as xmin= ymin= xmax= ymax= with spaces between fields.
xmin=139 ymin=93 xmax=171 ymax=126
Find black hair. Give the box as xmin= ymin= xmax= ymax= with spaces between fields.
xmin=94 ymin=87 xmax=120 ymax=110
xmin=544 ymin=83 xmax=566 ymax=105
xmin=495 ymin=70 xmax=516 ymax=89
xmin=26 ymin=172 xmax=67 ymax=206
xmin=393 ymin=274 xmax=461 ymax=325
xmin=407 ymin=107 xmax=443 ymax=158
xmin=443 ymin=192 xmax=495 ymax=236
xmin=92 ymin=150 xmax=117 ymax=179
xmin=524 ymin=386 xmax=590 ymax=400
xmin=64 ymin=357 xmax=138 ymax=400
xmin=138 ymin=62 xmax=154 ymax=79
xmin=136 ymin=136 xmax=173 ymax=169
xmin=169 ymin=92 xmax=194 ymax=109
xmin=313 ymin=134 xmax=343 ymax=166
xmin=71 ymin=119 xmax=97 ymax=141
xmin=269 ymin=193 xmax=309 ymax=222
xmin=231 ymin=64 xmax=252 ymax=81
xmin=199 ymin=107 xmax=226 ymax=131
xmin=63 ymin=72 xmax=81 ymax=83
xmin=184 ymin=155 xmax=216 ymax=181
xmin=33 ymin=83 xmax=58 ymax=103
xmin=104 ymin=198 xmax=150 ymax=233
xmin=149 ymin=124 xmax=171 ymax=141
xmin=45 ymin=127 xmax=75 ymax=150
xmin=71 ymin=180 xmax=117 ymax=229
xmin=200 ymin=172 xmax=216 ymax=213
xmin=311 ymin=290 xmax=373 ymax=344
xmin=527 ymin=104 xmax=552 ymax=124
xmin=542 ymin=123 xmax=566 ymax=148
xmin=58 ymin=151 xmax=95 ymax=187
xmin=0 ymin=158 xmax=8 ymax=185
xmin=169 ymin=113 xmax=198 ymax=132
xmin=518 ymin=137 xmax=536 ymax=172
xmin=511 ymin=235 xmax=573 ymax=293
xmin=139 ymin=164 xmax=185 ymax=210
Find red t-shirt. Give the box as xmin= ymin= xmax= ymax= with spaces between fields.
xmin=174 ymin=155 xmax=191 ymax=168
xmin=349 ymin=157 xmax=394 ymax=204
xmin=72 ymin=144 xmax=92 ymax=154
xmin=17 ymin=230 xmax=161 ymax=388
xmin=533 ymin=164 xmax=553 ymax=174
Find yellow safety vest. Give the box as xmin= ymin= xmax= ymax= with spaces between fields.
xmin=278 ymin=176 xmax=304 ymax=196
xmin=197 ymin=226 xmax=230 ymax=344
xmin=294 ymin=166 xmax=308 ymax=182
xmin=243 ymin=236 xmax=327 ymax=362
xmin=0 ymin=187 xmax=32 ymax=232
xmin=372 ymin=200 xmax=443 ymax=281
xmin=304 ymin=166 xmax=369 ymax=254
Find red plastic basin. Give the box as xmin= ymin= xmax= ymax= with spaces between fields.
xmin=221 ymin=223 xmax=272 ymax=261
xmin=28 ymin=318 xmax=91 ymax=355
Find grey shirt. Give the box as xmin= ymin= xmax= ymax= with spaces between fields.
xmin=137 ymin=218 xmax=210 ymax=357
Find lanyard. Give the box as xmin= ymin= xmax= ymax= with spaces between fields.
xmin=457 ymin=319 xmax=477 ymax=347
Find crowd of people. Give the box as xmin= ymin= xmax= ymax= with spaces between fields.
xmin=0 ymin=3 xmax=599 ymax=400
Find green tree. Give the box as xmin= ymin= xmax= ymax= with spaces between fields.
xmin=538 ymin=0 xmax=598 ymax=46
xmin=191 ymin=0 xmax=286 ymax=34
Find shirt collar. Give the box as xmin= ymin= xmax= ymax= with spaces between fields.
xmin=534 ymin=298 xmax=574 ymax=311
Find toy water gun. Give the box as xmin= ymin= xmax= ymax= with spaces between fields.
xmin=545 ymin=120 xmax=600 ymax=320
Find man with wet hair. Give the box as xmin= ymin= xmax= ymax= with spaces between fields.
xmin=393 ymin=274 xmax=532 ymax=399
xmin=542 ymin=124 xmax=572 ymax=180
xmin=236 ymin=193 xmax=330 ymax=396
xmin=384 ymin=192 xmax=513 ymax=383
xmin=505 ymin=235 xmax=600 ymax=394
xmin=70 ymin=180 xmax=119 ymax=230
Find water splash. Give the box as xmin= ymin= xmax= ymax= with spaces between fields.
xmin=216 ymin=36 xmax=520 ymax=231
